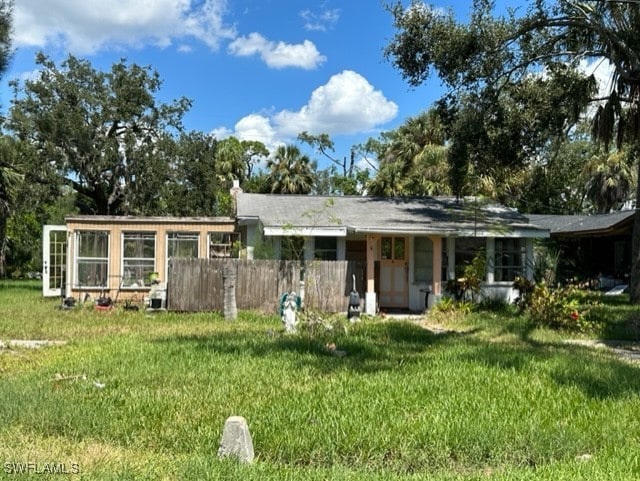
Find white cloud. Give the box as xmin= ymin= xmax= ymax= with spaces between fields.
xmin=13 ymin=0 xmax=236 ymax=54
xmin=212 ymin=114 xmax=281 ymax=154
xmin=214 ymin=70 xmax=398 ymax=151
xmin=228 ymin=33 xmax=326 ymax=70
xmin=300 ymin=7 xmax=340 ymax=32
xmin=273 ymin=70 xmax=398 ymax=136
xmin=234 ymin=114 xmax=280 ymax=147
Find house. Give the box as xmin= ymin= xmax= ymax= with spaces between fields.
xmin=43 ymin=191 xmax=549 ymax=313
xmin=235 ymin=192 xmax=549 ymax=314
xmin=43 ymin=216 xmax=238 ymax=301
xmin=527 ymin=211 xmax=634 ymax=288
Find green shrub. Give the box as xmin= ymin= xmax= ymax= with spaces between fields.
xmin=295 ymin=309 xmax=349 ymax=339
xmin=513 ymin=275 xmax=536 ymax=311
xmin=477 ymin=296 xmax=512 ymax=313
xmin=445 ymin=250 xmax=485 ymax=301
xmin=527 ymin=282 xmax=599 ymax=332
xmin=432 ymin=296 xmax=474 ymax=314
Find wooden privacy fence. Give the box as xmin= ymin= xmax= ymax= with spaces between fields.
xmin=167 ymin=259 xmax=366 ymax=313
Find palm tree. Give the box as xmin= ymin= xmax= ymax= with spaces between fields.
xmin=265 ymin=145 xmax=316 ymax=194
xmin=584 ymin=150 xmax=635 ymax=213
xmin=0 ymin=137 xmax=19 ymax=277
xmin=216 ymin=137 xmax=246 ymax=183
xmin=369 ymin=109 xmax=451 ymax=196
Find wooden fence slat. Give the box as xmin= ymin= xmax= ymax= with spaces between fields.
xmin=167 ymin=259 xmax=366 ymax=313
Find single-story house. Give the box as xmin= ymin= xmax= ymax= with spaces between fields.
xmin=43 ymin=216 xmax=238 ymax=301
xmin=235 ymin=192 xmax=549 ymax=314
xmin=43 ymin=189 xmax=550 ymax=313
xmin=527 ymin=211 xmax=634 ymax=287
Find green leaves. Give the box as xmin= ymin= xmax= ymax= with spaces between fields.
xmin=8 ymin=54 xmax=192 ymax=215
xmin=265 ymin=145 xmax=316 ymax=195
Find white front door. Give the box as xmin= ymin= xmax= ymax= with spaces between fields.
xmin=42 ymin=225 xmax=67 ymax=297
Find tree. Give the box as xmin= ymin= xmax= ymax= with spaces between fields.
xmin=298 ymin=131 xmax=369 ymax=195
xmin=215 ymin=137 xmax=269 ymax=183
xmin=384 ymin=0 xmax=640 ymax=300
xmin=0 ymin=137 xmax=17 ymax=277
xmin=163 ymin=131 xmax=235 ymax=216
xmin=298 ymin=132 xmax=354 ymax=178
xmin=584 ymin=149 xmax=635 ymax=213
xmin=368 ymin=109 xmax=451 ymax=196
xmin=8 ymin=53 xmax=191 ymax=215
xmin=265 ymin=145 xmax=316 ymax=194
xmin=313 ymin=166 xmax=370 ymax=196
xmin=0 ymin=0 xmax=13 ymax=276
xmin=518 ymin=129 xmax=596 ymax=215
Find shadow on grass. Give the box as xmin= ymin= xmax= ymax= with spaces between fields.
xmin=456 ymin=332 xmax=640 ymax=399
xmin=153 ymin=321 xmax=474 ymax=375
xmin=155 ymin=309 xmax=640 ymax=399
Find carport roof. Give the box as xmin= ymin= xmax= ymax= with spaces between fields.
xmin=527 ymin=211 xmax=634 ymax=236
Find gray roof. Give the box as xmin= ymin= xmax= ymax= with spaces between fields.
xmin=237 ymin=193 xmax=548 ymax=237
xmin=65 ymin=215 xmax=235 ymax=225
xmin=527 ymin=211 xmax=634 ymax=235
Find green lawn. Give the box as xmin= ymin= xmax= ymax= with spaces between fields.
xmin=1 ymin=281 xmax=640 ymax=480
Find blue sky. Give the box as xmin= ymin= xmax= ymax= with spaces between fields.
xmin=2 ymin=1 xmax=555 ymax=171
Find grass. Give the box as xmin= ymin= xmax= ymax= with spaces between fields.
xmin=1 ymin=281 xmax=640 ymax=479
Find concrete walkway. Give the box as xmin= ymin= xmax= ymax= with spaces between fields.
xmin=564 ymin=339 xmax=640 ymax=363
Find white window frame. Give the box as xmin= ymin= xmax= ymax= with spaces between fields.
xmin=494 ymin=238 xmax=526 ymax=282
xmin=121 ymin=232 xmax=156 ymax=289
xmin=413 ymin=237 xmax=433 ymax=284
xmin=74 ymin=230 xmax=109 ymax=289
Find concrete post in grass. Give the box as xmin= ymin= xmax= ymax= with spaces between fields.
xmin=222 ymin=261 xmax=237 ymax=321
xmin=217 ymin=416 xmax=254 ymax=463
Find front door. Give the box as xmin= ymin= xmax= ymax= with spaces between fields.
xmin=42 ymin=225 xmax=67 ymax=297
xmin=379 ymin=236 xmax=407 ymax=308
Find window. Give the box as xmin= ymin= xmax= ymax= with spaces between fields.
xmin=122 ymin=232 xmax=156 ymax=288
xmin=454 ymin=237 xmax=485 ymax=278
xmin=281 ymin=236 xmax=304 ymax=261
xmin=381 ymin=237 xmax=405 ymax=260
xmin=494 ymin=238 xmax=525 ymax=282
xmin=75 ymin=231 xmax=109 ymax=288
xmin=209 ymin=232 xmax=239 ymax=258
xmin=168 ymin=232 xmax=199 ymax=259
xmin=414 ymin=237 xmax=433 ymax=283
xmin=314 ymin=237 xmax=337 ymax=260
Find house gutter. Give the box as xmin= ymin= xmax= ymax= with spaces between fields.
xmin=353 ymin=226 xmax=549 ymax=238
xmin=263 ymin=226 xmax=348 ymax=237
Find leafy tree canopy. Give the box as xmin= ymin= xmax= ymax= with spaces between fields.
xmin=265 ymin=145 xmax=316 ymax=194
xmin=367 ymin=109 xmax=451 ymax=196
xmin=385 ymin=0 xmax=640 ymax=192
xmin=8 ymin=53 xmax=192 ymax=215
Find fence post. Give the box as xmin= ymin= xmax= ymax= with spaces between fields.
xmin=223 ymin=261 xmax=237 ymax=320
